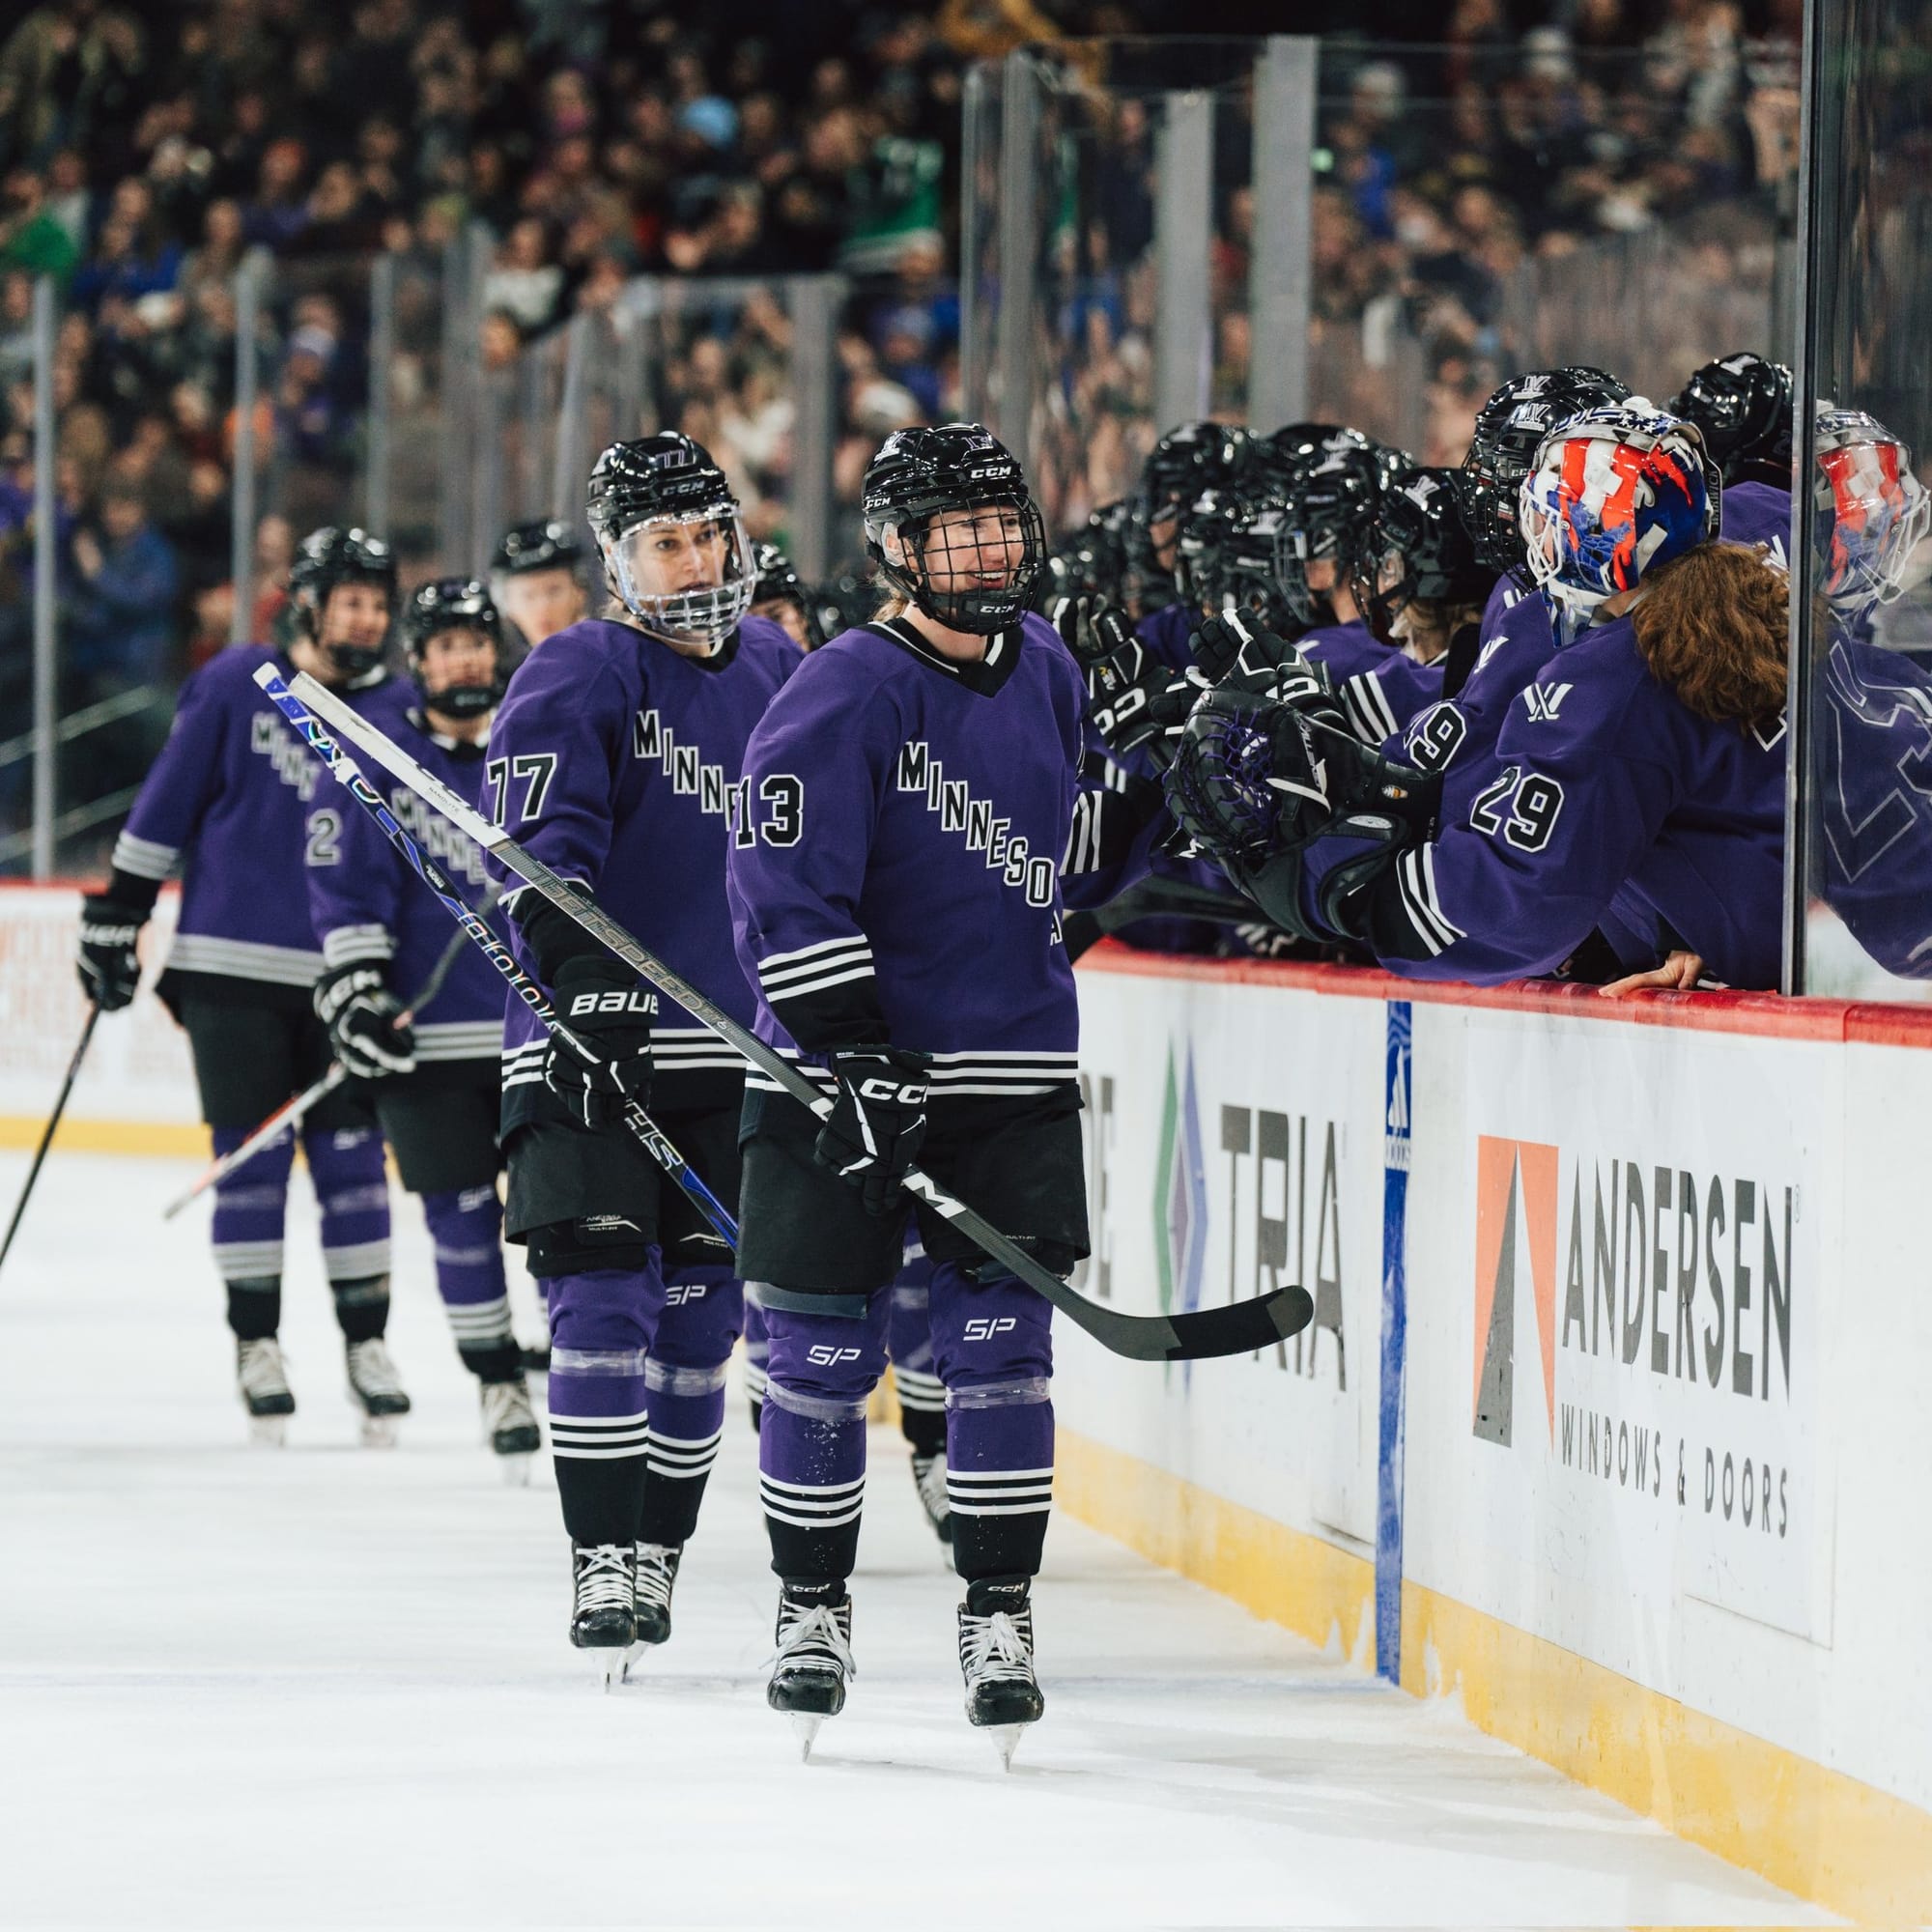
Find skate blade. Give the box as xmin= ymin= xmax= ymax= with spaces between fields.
xmin=496 ymin=1451 xmax=534 ymax=1488
xmin=358 ymin=1415 xmax=400 ymax=1449
xmin=985 ymin=1723 xmax=1026 ymax=1772
xmin=618 ymin=1639 xmax=647 ymax=1684
xmin=789 ymin=1713 xmax=824 ymax=1762
xmin=247 ymin=1415 xmax=289 ymax=1449
xmin=595 ymin=1648 xmax=627 ymax=1693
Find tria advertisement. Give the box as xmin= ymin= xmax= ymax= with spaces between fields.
xmin=1422 ymin=1010 xmax=1834 ymax=1645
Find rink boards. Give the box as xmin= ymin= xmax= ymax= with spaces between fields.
xmin=5 ymin=884 xmax=1930 ymax=1914
xmin=1065 ymin=943 xmax=1932 ymax=1922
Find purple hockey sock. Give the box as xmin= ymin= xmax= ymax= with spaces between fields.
xmin=638 ymin=1265 xmax=741 ymax=1548
xmin=421 ymin=1186 xmax=516 ymax=1380
xmin=211 ymin=1126 xmax=293 ymax=1339
xmin=929 ymin=1262 xmax=1056 ymax=1582
xmin=303 ymin=1124 xmax=392 ymax=1342
xmin=887 ymin=1254 xmax=946 ymax=1459
xmin=757 ymin=1293 xmax=889 ymax=1582
xmin=545 ymin=1259 xmax=665 ymax=1547
xmin=742 ymin=1289 xmax=769 ymax=1427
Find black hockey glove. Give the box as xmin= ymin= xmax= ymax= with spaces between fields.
xmin=1048 ymin=593 xmax=1134 ymax=669
xmin=545 ymin=955 xmax=657 ymax=1131
xmin=314 ymin=963 xmax=417 ymax=1081
xmin=75 ymin=895 xmax=148 ymax=1011
xmin=1085 ymin=639 xmax=1200 ymax=768
xmin=814 ymin=1045 xmax=932 ymax=1217
xmin=1189 ymin=610 xmax=1309 ymax=695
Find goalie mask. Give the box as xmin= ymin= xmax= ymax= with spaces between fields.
xmin=1517 ymin=402 xmax=1719 ymax=633
xmin=403 ymin=577 xmax=511 ymax=720
xmin=1812 ymin=408 xmax=1930 ymax=621
xmin=287 ymin=526 xmax=398 ymax=679
xmin=862 ymin=422 xmax=1046 ymax=634
xmin=586 ymin=433 xmax=754 ymax=652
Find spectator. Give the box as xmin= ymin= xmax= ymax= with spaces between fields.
xmin=66 ymin=475 xmax=180 ymax=690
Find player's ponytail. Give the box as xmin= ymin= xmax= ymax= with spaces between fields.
xmin=1631 ymin=540 xmax=1789 ymax=732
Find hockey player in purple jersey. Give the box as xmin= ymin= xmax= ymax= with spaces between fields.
xmin=749 ymin=541 xmax=826 ymax=651
xmin=1169 ymin=405 xmax=1789 ymax=990
xmin=75 ymin=527 xmax=406 ymax=1442
xmin=484 ymin=432 xmax=796 ymax=1671
xmin=493 ymin=518 xmax=589 ymax=648
xmin=727 ymin=424 xmax=1164 ymax=1762
xmin=303 ymin=579 xmax=543 ymax=1470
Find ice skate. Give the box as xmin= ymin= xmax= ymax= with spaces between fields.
xmin=237 ymin=1337 xmax=295 ymax=1446
xmin=480 ymin=1376 xmax=540 ymax=1482
xmin=767 ymin=1584 xmax=855 ymax=1759
xmin=624 ymin=1542 xmax=681 ymax=1663
xmin=910 ymin=1451 xmax=952 ymax=1545
xmin=344 ymin=1338 xmax=411 ymax=1446
xmin=570 ymin=1543 xmax=637 ymax=1690
xmin=958 ymin=1578 xmax=1044 ymax=1770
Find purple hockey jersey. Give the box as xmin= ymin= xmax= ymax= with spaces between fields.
xmin=726 ymin=611 xmax=1159 ymax=1102
xmin=1297 ymin=618 xmax=1444 ymax=748
xmin=110 ymin=645 xmax=400 ymax=998
xmin=303 ymin=706 xmax=504 ymax=1061
xmin=1134 ymin=600 xmax=1198 ymax=675
xmin=486 ymin=613 xmax=798 ymax=1112
xmin=1314 ymin=610 xmax=1786 ymax=987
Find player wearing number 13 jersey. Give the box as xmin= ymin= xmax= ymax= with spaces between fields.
xmin=484 ymin=432 xmax=796 ymax=1668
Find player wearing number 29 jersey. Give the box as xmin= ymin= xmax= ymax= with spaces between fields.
xmin=1299 ymin=405 xmax=1788 ymax=988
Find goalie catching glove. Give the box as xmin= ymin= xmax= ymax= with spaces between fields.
xmin=544 ymin=955 xmax=656 ymax=1130
xmin=314 ymin=963 xmax=416 ymax=1080
xmin=814 ymin=1045 xmax=932 ymax=1217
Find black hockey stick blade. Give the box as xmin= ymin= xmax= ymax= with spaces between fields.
xmin=290 ymin=671 xmax=1301 ymax=1364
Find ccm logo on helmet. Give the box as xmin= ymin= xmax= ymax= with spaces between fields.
xmin=568 ymin=990 xmax=659 ymax=1016
xmin=806 ymin=1346 xmax=864 ymax=1366
xmin=962 ymin=1317 xmax=1018 ymax=1343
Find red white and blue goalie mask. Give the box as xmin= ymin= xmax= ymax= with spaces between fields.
xmin=1518 ymin=403 xmax=1720 ymax=634
xmin=1812 ymin=408 xmax=1930 ymax=622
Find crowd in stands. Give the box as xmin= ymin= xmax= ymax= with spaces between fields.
xmin=0 ymin=0 xmax=1799 ymax=867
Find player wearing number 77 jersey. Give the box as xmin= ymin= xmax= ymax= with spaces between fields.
xmin=1194 ymin=405 xmax=1789 ymax=989
xmin=484 ymin=432 xmax=797 ymax=1672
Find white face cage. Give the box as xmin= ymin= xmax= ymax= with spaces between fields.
xmin=601 ymin=504 xmax=755 ymax=650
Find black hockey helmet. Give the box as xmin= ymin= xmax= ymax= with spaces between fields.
xmin=585 ymin=431 xmax=753 ymax=650
xmin=1256 ymin=422 xmax=1374 ymax=489
xmin=750 ymin=540 xmax=825 ymax=649
xmin=288 ymin=526 xmax=398 ymax=677
xmin=1214 ymin=496 xmax=1297 ymax=633
xmin=1040 ymin=499 xmax=1132 ymax=611
xmin=402 ymin=577 xmax=511 ymax=719
xmin=1172 ymin=485 xmax=1250 ymax=614
xmin=1131 ymin=421 xmax=1252 ymax=579
xmin=1353 ymin=465 xmax=1492 ymax=644
xmin=1277 ymin=443 xmax=1385 ymax=627
xmin=1669 ymin=353 xmax=1795 ymax=488
xmin=493 ymin=517 xmax=585 ymax=579
xmin=861 ymin=422 xmax=1046 ymax=634
xmin=810 ymin=564 xmax=878 ymax=645
xmin=1459 ymin=365 xmax=1632 ymax=577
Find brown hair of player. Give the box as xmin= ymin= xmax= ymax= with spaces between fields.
xmin=1631 ymin=539 xmax=1789 ymax=732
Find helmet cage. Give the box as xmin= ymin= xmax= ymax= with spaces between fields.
xmin=601 ymin=502 xmax=756 ymax=649
xmin=867 ymin=489 xmax=1047 ymax=635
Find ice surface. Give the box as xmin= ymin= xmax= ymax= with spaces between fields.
xmin=0 ymin=1151 xmax=1831 ymax=1929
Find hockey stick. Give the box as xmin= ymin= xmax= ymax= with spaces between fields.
xmin=0 ymin=1001 xmax=101 ymax=1278
xmin=274 ymin=668 xmax=1313 ymax=1362
xmin=253 ymin=668 xmax=738 ymax=1249
xmin=158 ymin=894 xmax=501 ymax=1222
xmin=1063 ymin=874 xmax=1264 ymax=964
